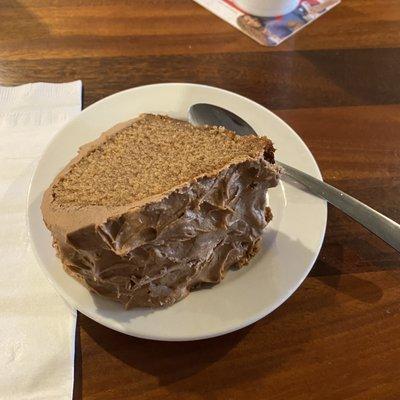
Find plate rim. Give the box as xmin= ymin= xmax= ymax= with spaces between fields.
xmin=28 ymin=82 xmax=327 ymax=341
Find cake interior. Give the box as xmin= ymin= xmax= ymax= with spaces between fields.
xmin=52 ymin=114 xmax=272 ymax=208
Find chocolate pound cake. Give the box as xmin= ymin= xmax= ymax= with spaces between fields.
xmin=42 ymin=114 xmax=280 ymax=308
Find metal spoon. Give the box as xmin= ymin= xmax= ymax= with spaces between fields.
xmin=188 ymin=103 xmax=400 ymax=252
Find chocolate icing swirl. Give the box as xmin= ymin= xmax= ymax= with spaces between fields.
xmin=50 ymin=159 xmax=279 ymax=308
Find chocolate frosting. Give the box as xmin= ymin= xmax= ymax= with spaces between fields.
xmin=43 ymin=157 xmax=279 ymax=308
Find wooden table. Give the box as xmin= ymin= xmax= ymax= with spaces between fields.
xmin=2 ymin=1 xmax=400 ymax=399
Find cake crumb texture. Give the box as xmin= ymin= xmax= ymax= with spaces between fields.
xmin=52 ymin=114 xmax=272 ymax=207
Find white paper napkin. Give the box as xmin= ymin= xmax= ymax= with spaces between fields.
xmin=0 ymin=81 xmax=82 ymax=400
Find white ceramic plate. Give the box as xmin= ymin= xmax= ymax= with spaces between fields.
xmin=28 ymin=83 xmax=326 ymax=341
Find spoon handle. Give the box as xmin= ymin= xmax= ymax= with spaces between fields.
xmin=278 ymin=161 xmax=400 ymax=252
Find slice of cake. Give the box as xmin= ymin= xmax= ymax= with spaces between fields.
xmin=42 ymin=114 xmax=279 ymax=308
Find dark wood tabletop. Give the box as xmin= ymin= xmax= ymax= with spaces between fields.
xmin=2 ymin=1 xmax=400 ymax=399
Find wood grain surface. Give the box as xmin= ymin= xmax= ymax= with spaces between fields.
xmin=1 ymin=1 xmax=399 ymax=399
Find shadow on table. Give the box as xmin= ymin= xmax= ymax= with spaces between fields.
xmin=73 ymin=323 xmax=83 ymax=400
xmin=298 ymin=40 xmax=400 ymax=107
xmin=74 ymin=316 xmax=257 ymax=399
xmin=313 ymin=261 xmax=383 ymax=304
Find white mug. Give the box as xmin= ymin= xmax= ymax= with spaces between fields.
xmin=234 ymin=0 xmax=299 ymax=17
